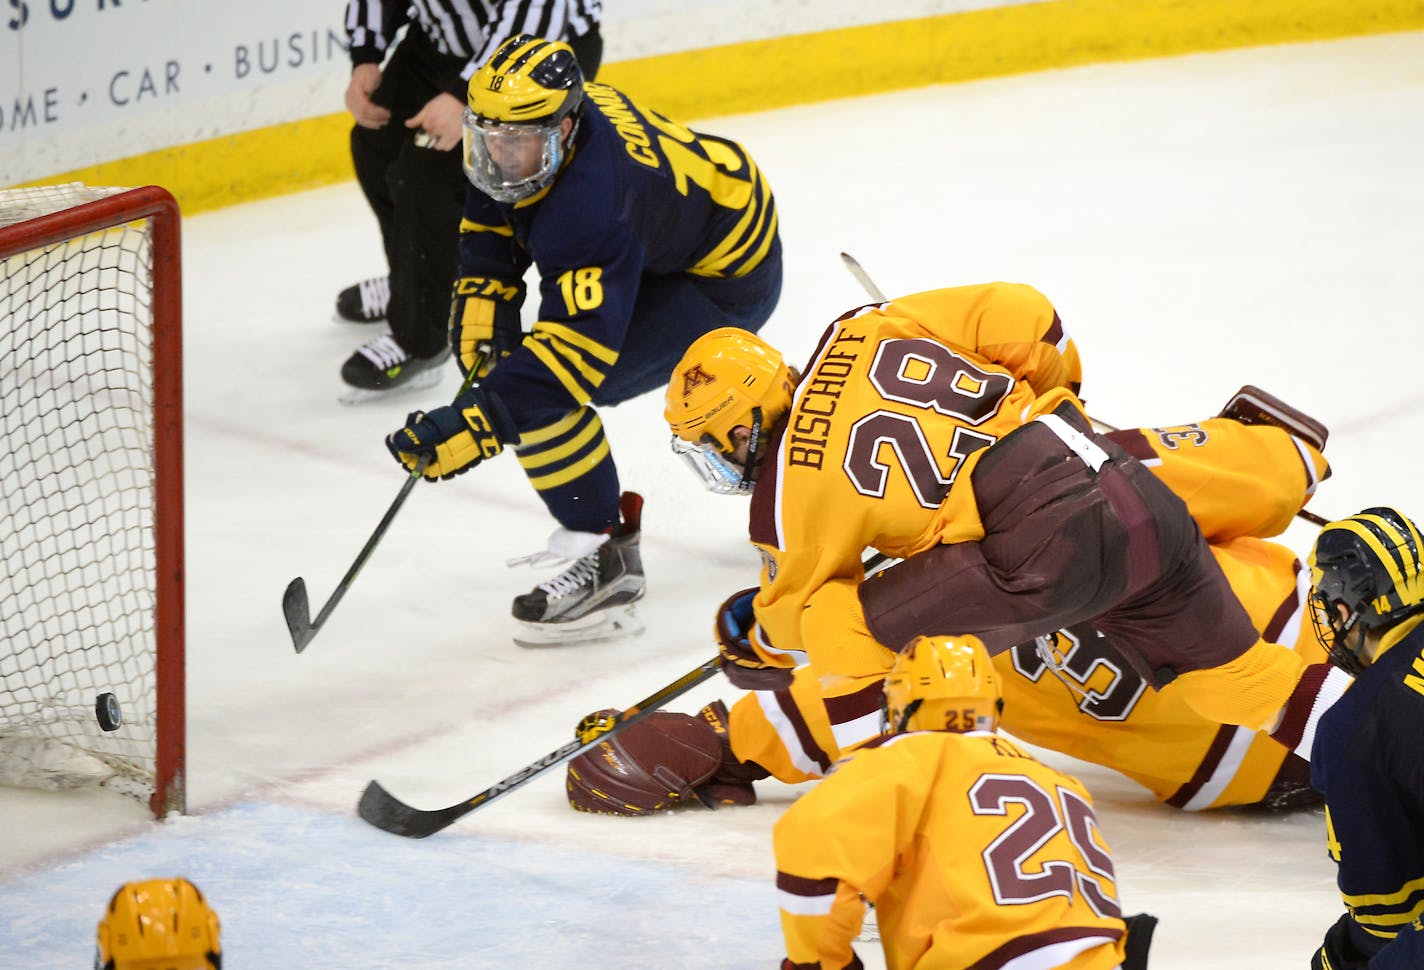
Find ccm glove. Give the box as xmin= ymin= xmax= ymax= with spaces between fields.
xmin=385 ymin=387 xmax=517 ymax=481
xmin=449 ymin=274 xmax=524 ymax=378
xmin=715 ymin=587 xmax=795 ymax=691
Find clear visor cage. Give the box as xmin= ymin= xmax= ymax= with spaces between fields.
xmin=670 ymin=436 xmax=751 ymax=495
xmin=462 ymin=108 xmax=566 ymax=203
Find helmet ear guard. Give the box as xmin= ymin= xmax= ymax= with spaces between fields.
xmin=1309 ymin=506 xmax=1424 ymax=672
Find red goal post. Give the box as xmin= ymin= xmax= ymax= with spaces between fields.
xmin=0 ymin=184 xmax=185 ymax=817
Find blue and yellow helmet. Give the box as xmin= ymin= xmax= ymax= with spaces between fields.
xmin=1309 ymin=507 xmax=1424 ymax=672
xmin=463 ymin=36 xmax=584 ymax=202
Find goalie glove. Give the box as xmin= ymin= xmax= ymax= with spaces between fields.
xmin=565 ymin=701 xmax=769 ymax=816
xmin=385 ymin=386 xmax=518 ymax=481
xmin=715 ymin=587 xmax=795 ymax=691
xmin=449 ymin=274 xmax=524 ymax=378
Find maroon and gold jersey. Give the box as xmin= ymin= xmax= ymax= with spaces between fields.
xmin=999 ymin=535 xmax=1325 ymax=809
xmin=995 ymin=419 xmax=1330 ymax=807
xmin=728 ymin=416 xmax=1331 ymax=809
xmin=745 ymin=282 xmax=1083 ymax=682
xmin=1105 ymin=419 xmax=1329 ymax=542
xmin=775 ymin=730 xmax=1127 ymax=970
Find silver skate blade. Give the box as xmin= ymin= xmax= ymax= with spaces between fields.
xmin=337 ymin=367 xmax=445 ymax=406
xmin=332 ymin=311 xmax=388 ymax=325
xmin=513 ymin=605 xmax=646 ymax=648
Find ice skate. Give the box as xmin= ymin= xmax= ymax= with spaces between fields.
xmin=338 ymin=333 xmax=450 ymax=404
xmin=334 ymin=275 xmax=390 ymax=323
xmin=511 ymin=492 xmax=646 ymax=647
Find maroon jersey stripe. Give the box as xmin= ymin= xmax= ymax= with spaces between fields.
xmin=1165 ymin=723 xmax=1238 ymax=808
xmin=776 ymin=871 xmax=839 ymax=897
xmin=775 ymin=688 xmax=834 ymax=774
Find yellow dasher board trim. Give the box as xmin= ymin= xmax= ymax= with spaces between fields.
xmin=15 ymin=0 xmax=1422 ymax=212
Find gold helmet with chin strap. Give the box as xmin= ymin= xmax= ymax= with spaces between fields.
xmin=883 ymin=634 xmax=1003 ymax=734
xmin=664 ymin=327 xmax=794 ymax=494
xmin=463 ymin=35 xmax=584 ymax=202
xmin=95 ymin=877 xmax=222 ymax=970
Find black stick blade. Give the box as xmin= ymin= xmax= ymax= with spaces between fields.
xmin=282 ymin=577 xmax=315 ymax=653
xmin=358 ymin=780 xmax=457 ymax=839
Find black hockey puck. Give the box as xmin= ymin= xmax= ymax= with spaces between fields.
xmin=95 ymin=692 xmax=122 ymax=732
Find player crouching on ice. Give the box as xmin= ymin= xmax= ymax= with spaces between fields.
xmin=382 ymin=36 xmax=782 ymax=647
xmin=568 ymin=637 xmax=1157 ymax=969
xmin=772 ymin=635 xmax=1157 ymax=970
xmin=1307 ymin=508 xmax=1424 ymax=970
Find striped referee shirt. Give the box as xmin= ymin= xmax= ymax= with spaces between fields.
xmin=345 ymin=1 xmax=601 ymax=83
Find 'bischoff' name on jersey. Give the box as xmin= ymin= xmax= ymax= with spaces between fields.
xmin=790 ymin=331 xmax=866 ymax=470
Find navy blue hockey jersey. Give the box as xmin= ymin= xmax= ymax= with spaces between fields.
xmin=458 ymin=80 xmax=780 ymax=433
xmin=1311 ymin=615 xmax=1424 ymax=961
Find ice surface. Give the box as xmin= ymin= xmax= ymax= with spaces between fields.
xmin=2 ymin=31 xmax=1423 ymax=969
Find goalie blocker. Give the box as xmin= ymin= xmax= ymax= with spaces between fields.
xmin=1219 ymin=384 xmax=1328 ymax=454
xmin=566 ymin=700 xmax=769 ymax=815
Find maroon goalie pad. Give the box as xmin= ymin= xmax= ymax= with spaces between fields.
xmin=566 ymin=702 xmax=761 ymax=816
xmin=1219 ymin=384 xmax=1328 ymax=454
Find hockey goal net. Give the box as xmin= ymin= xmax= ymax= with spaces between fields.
xmin=0 ymin=184 xmax=185 ymax=817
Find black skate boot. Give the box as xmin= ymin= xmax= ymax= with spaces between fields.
xmin=335 ymin=275 xmax=390 ymax=323
xmin=338 ymin=334 xmax=450 ymax=404
xmin=511 ymin=492 xmax=646 ymax=647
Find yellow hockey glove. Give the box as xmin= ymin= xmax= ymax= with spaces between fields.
xmin=384 ymin=387 xmax=517 ymax=481
xmin=449 ymin=274 xmax=524 ymax=378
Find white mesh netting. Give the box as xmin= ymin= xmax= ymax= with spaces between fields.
xmin=0 ymin=184 xmax=162 ymax=801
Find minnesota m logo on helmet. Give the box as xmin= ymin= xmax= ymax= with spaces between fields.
xmin=665 ymin=328 xmax=793 ymax=455
xmin=664 ymin=328 xmax=795 ymax=494
xmin=681 ymin=364 xmax=717 ymax=397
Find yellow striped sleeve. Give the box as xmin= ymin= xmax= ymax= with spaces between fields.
xmin=531 ymin=321 xmax=619 ymax=365
xmin=691 ymin=166 xmax=772 ymax=276
xmin=525 ymin=338 xmax=597 ymax=403
xmin=459 ymin=218 xmax=514 ymax=236
xmin=528 ymin=331 xmax=608 ymax=392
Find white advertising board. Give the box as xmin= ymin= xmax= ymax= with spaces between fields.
xmin=1 ymin=0 xmax=990 ymax=185
xmin=2 ymin=0 xmax=348 ymax=183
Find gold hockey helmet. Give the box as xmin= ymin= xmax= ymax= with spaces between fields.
xmin=883 ymin=634 xmax=1002 ymax=734
xmin=664 ymin=327 xmax=794 ymax=494
xmin=95 ymin=877 xmax=222 ymax=970
xmin=463 ymin=35 xmax=584 ymax=202
xmin=1309 ymin=506 xmax=1424 ymax=673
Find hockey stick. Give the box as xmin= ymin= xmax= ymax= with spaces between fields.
xmin=358 ymin=656 xmax=723 ymax=838
xmin=840 ymin=250 xmax=887 ymax=302
xmin=282 ymin=457 xmax=428 ymax=653
xmin=283 ymin=364 xmax=481 ymax=653
xmin=837 ymin=253 xmax=1332 ymax=529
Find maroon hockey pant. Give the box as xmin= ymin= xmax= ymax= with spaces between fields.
xmin=859 ymin=407 xmax=1260 ymax=687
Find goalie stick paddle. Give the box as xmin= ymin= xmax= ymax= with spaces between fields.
xmin=358 ymin=656 xmax=724 ymax=838
xmin=837 ymin=252 xmax=1334 ymax=529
